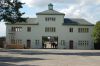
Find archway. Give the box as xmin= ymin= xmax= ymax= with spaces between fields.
xmin=42 ymin=36 xmax=58 ymax=49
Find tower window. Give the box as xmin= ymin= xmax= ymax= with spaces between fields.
xmin=45 ymin=17 xmax=56 ymax=21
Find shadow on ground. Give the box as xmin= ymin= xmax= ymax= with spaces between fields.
xmin=0 ymin=55 xmax=44 ymax=66
xmin=0 ymin=62 xmax=39 ymax=66
xmin=0 ymin=56 xmax=45 ymax=62
xmin=20 ymin=52 xmax=100 ymax=56
xmin=1 ymin=49 xmax=100 ymax=56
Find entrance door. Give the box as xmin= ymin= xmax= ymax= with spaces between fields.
xmin=69 ymin=40 xmax=73 ymax=49
xmin=27 ymin=40 xmax=31 ymax=48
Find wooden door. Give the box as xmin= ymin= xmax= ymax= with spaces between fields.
xmin=27 ymin=40 xmax=31 ymax=48
xmin=69 ymin=40 xmax=73 ymax=49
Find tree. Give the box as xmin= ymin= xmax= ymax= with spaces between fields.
xmin=0 ymin=0 xmax=26 ymax=24
xmin=92 ymin=21 xmax=100 ymax=49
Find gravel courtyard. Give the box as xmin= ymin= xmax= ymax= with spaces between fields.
xmin=0 ymin=49 xmax=100 ymax=66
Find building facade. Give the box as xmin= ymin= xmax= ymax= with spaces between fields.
xmin=6 ymin=3 xmax=94 ymax=49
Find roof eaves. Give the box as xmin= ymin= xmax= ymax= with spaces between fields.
xmin=62 ymin=23 xmax=94 ymax=26
xmin=36 ymin=13 xmax=65 ymax=15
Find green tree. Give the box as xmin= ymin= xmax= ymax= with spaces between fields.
xmin=93 ymin=21 xmax=100 ymax=49
xmin=0 ymin=0 xmax=26 ymax=24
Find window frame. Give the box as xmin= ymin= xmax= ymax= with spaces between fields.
xmin=27 ymin=27 xmax=31 ymax=32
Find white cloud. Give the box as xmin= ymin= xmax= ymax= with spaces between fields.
xmin=59 ymin=0 xmax=99 ymax=23
xmin=73 ymin=10 xmax=81 ymax=17
xmin=20 ymin=0 xmax=79 ymax=7
xmin=60 ymin=2 xmax=84 ymax=18
xmin=20 ymin=0 xmax=50 ymax=7
xmin=21 ymin=0 xmax=35 ymax=7
xmin=20 ymin=0 xmax=100 ymax=7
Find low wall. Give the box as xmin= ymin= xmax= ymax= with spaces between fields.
xmin=6 ymin=44 xmax=24 ymax=49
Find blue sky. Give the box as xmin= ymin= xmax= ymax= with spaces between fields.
xmin=0 ymin=0 xmax=100 ymax=37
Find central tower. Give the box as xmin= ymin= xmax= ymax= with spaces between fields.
xmin=48 ymin=3 xmax=53 ymax=10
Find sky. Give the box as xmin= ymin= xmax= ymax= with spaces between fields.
xmin=0 ymin=0 xmax=100 ymax=37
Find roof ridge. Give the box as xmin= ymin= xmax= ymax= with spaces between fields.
xmin=36 ymin=9 xmax=65 ymax=15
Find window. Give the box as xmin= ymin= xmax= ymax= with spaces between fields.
xmin=27 ymin=27 xmax=31 ymax=32
xmin=45 ymin=27 xmax=56 ymax=32
xmin=18 ymin=40 xmax=22 ymax=44
xmin=11 ymin=39 xmax=15 ymax=44
xmin=78 ymin=40 xmax=89 ymax=47
xmin=35 ymin=40 xmax=39 ymax=45
xmin=61 ymin=40 xmax=65 ymax=45
xmin=78 ymin=28 xmax=81 ymax=32
xmin=11 ymin=39 xmax=22 ymax=44
xmin=45 ymin=17 xmax=56 ymax=21
xmin=11 ymin=27 xmax=22 ymax=32
xmin=78 ymin=28 xmax=89 ymax=33
xmin=69 ymin=28 xmax=73 ymax=32
xmin=11 ymin=27 xmax=15 ymax=31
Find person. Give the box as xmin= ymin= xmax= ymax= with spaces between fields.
xmin=55 ymin=42 xmax=57 ymax=48
xmin=52 ymin=42 xmax=55 ymax=48
xmin=51 ymin=42 xmax=53 ymax=48
xmin=44 ymin=42 xmax=47 ymax=48
xmin=42 ymin=41 xmax=44 ymax=48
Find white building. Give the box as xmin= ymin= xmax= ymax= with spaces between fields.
xmin=6 ymin=3 xmax=94 ymax=49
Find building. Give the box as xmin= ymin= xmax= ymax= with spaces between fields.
xmin=6 ymin=3 xmax=94 ymax=49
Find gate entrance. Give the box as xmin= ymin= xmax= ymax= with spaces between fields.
xmin=42 ymin=36 xmax=58 ymax=49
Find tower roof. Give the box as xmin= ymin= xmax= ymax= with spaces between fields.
xmin=48 ymin=3 xmax=53 ymax=6
xmin=36 ymin=3 xmax=65 ymax=15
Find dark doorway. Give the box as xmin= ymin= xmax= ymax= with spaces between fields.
xmin=27 ymin=40 xmax=31 ymax=48
xmin=42 ymin=36 xmax=58 ymax=49
xmin=0 ymin=37 xmax=5 ymax=48
xmin=69 ymin=40 xmax=73 ymax=49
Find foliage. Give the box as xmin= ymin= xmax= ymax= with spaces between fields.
xmin=92 ymin=21 xmax=100 ymax=49
xmin=0 ymin=0 xmax=26 ymax=23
